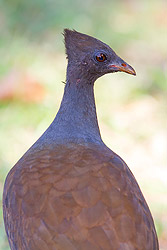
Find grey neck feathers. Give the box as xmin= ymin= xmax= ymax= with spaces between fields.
xmin=37 ymin=64 xmax=104 ymax=146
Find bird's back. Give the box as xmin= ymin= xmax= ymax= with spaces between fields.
xmin=3 ymin=143 xmax=158 ymax=250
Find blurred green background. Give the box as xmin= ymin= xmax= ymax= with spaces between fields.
xmin=0 ymin=0 xmax=166 ymax=249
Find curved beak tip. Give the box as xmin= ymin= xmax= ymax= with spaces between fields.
xmin=131 ymin=69 xmax=136 ymax=76
xmin=130 ymin=66 xmax=136 ymax=76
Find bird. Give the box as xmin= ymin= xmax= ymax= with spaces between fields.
xmin=3 ymin=29 xmax=159 ymax=250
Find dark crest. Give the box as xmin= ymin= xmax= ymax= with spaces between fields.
xmin=63 ymin=29 xmax=110 ymax=61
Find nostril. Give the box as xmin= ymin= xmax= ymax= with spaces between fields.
xmin=121 ymin=63 xmax=127 ymax=67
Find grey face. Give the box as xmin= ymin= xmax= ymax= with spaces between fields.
xmin=64 ymin=29 xmax=136 ymax=79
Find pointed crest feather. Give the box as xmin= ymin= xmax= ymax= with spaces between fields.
xmin=63 ymin=29 xmax=109 ymax=60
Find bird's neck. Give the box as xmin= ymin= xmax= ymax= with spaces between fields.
xmin=45 ymin=65 xmax=103 ymax=145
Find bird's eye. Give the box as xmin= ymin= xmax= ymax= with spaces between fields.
xmin=96 ymin=53 xmax=107 ymax=62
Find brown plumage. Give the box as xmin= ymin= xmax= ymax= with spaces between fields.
xmin=3 ymin=29 xmax=159 ymax=250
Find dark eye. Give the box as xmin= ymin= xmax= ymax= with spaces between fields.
xmin=96 ymin=53 xmax=107 ymax=62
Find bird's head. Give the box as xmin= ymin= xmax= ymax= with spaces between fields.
xmin=64 ymin=29 xmax=136 ymax=82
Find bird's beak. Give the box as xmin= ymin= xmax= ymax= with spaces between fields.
xmin=109 ymin=61 xmax=136 ymax=76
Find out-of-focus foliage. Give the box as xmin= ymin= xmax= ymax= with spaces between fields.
xmin=0 ymin=0 xmax=166 ymax=249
